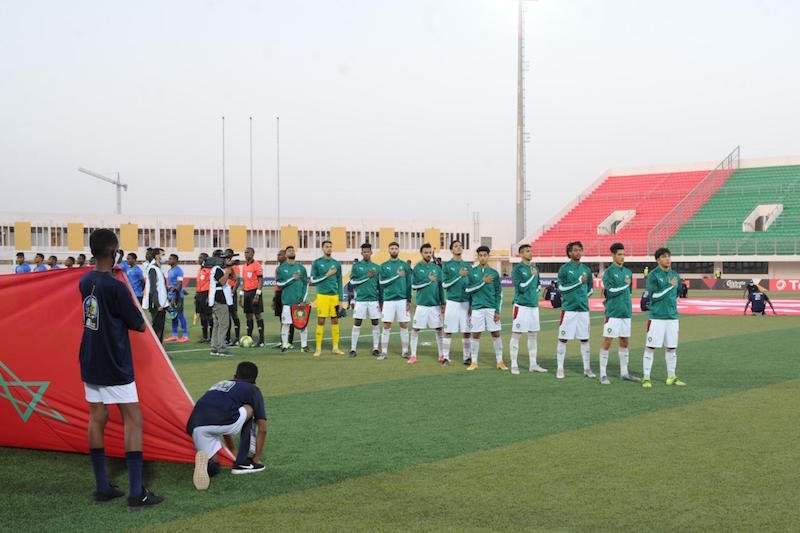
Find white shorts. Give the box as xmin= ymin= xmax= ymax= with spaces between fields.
xmin=413 ymin=305 xmax=443 ymax=329
xmin=470 ymin=308 xmax=501 ymax=333
xmin=646 ymin=319 xmax=679 ymax=349
xmin=191 ymin=406 xmax=248 ymax=459
xmin=443 ymin=300 xmax=470 ymax=333
xmin=511 ymin=305 xmax=540 ymax=333
xmin=353 ymin=301 xmax=382 ymax=320
xmin=84 ymin=382 xmax=139 ymax=404
xmin=603 ymin=317 xmax=632 ymax=338
xmin=382 ymin=300 xmax=410 ymax=323
xmin=558 ymin=311 xmax=590 ymax=340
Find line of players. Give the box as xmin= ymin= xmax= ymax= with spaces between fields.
xmin=249 ymin=238 xmax=685 ymax=387
xmin=14 ymin=251 xmax=88 ymax=272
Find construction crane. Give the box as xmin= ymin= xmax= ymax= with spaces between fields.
xmin=77 ymin=167 xmax=128 ymax=215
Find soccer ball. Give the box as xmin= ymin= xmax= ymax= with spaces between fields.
xmin=239 ymin=335 xmax=254 ymax=348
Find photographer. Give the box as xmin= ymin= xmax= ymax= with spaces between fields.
xmin=142 ymin=247 xmax=168 ymax=343
xmin=207 ymin=249 xmax=236 ymax=357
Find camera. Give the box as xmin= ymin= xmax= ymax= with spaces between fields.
xmin=204 ymin=252 xmax=239 ymax=268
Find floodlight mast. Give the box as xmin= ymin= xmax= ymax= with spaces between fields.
xmin=515 ymin=0 xmax=533 ymax=243
xmin=77 ymin=167 xmax=128 ymax=215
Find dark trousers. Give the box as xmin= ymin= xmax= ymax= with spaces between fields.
xmin=150 ymin=308 xmax=166 ymax=343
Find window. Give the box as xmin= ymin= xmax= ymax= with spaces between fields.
xmin=0 ymin=225 xmax=15 ymax=248
xmin=346 ymin=231 xmax=361 ymax=249
xmin=159 ymin=228 xmax=176 ymax=248
xmin=362 ymin=231 xmax=379 ymax=249
xmin=138 ymin=228 xmax=156 ymax=248
xmin=722 ymin=262 xmax=769 ymax=274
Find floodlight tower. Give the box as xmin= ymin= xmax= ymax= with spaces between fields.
xmin=77 ymin=167 xmax=128 ymax=214
xmin=515 ymin=0 xmax=533 ymax=243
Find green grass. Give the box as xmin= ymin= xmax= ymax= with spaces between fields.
xmin=1 ymin=288 xmax=798 ymax=532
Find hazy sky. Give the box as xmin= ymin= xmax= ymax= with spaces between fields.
xmin=2 ymin=0 xmax=799 ymax=236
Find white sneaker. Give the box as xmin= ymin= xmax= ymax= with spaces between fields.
xmin=193 ymin=451 xmax=209 ymax=491
xmin=529 ymin=364 xmax=548 ymax=373
xmin=556 ymin=367 xmax=565 ymax=379
xmin=583 ymin=369 xmax=596 ymax=379
xmin=510 ymin=366 xmax=520 ymax=375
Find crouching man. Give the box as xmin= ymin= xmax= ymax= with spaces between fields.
xmin=186 ymin=361 xmax=268 ymax=490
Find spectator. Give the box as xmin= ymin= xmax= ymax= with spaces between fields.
xmin=15 ymin=252 xmax=31 ymax=274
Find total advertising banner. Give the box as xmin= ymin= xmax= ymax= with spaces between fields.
xmin=0 ymin=268 xmax=204 ymax=464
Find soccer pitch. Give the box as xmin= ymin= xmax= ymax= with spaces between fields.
xmin=2 ymin=288 xmax=799 ymax=531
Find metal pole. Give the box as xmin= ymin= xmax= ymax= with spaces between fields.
xmin=116 ymin=172 xmax=122 ymax=215
xmin=515 ymin=0 xmax=527 ymax=243
xmin=222 ymin=116 xmax=227 ymax=231
xmin=250 ymin=116 xmax=254 ymax=233
xmin=276 ymin=115 xmax=281 ymax=248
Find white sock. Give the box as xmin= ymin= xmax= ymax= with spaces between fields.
xmin=300 ymin=327 xmax=308 ymax=348
xmin=509 ymin=334 xmax=520 ymax=368
xmin=372 ymin=326 xmax=380 ymax=350
xmin=471 ymin=337 xmax=480 ymax=365
xmin=556 ymin=341 xmax=566 ymax=370
xmin=493 ymin=337 xmax=503 ymax=364
xmin=666 ymin=348 xmax=677 ymax=376
xmin=410 ymin=330 xmax=419 ymax=357
xmin=643 ymin=347 xmax=655 ymax=378
xmin=580 ymin=341 xmax=591 ymax=371
xmin=400 ymin=328 xmax=409 ymax=354
xmin=435 ymin=330 xmax=443 ymax=356
xmin=280 ymin=324 xmax=289 ymax=348
xmin=527 ymin=333 xmax=538 ymax=368
xmin=599 ymin=349 xmax=609 ymax=376
xmin=381 ymin=327 xmax=390 ymax=354
xmin=442 ymin=336 xmax=452 ymax=360
xmin=351 ymin=325 xmax=361 ymax=352
xmin=619 ymin=348 xmax=629 ymax=377
xmin=462 ymin=337 xmax=471 ymax=362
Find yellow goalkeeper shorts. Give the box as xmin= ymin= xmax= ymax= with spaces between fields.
xmin=316 ymin=294 xmax=340 ymax=318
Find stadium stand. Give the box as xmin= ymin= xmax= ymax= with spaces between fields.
xmin=530 ymin=170 xmax=710 ymax=256
xmin=667 ymin=165 xmax=800 ymax=255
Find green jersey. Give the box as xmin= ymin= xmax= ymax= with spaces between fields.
xmin=557 ymin=261 xmax=593 ymax=312
xmin=602 ymin=263 xmax=632 ymax=318
xmin=466 ymin=265 xmax=502 ymax=312
xmin=647 ymin=267 xmax=680 ymax=320
xmin=310 ymin=256 xmax=343 ymax=299
xmin=379 ymin=258 xmax=412 ymax=302
xmin=349 ymin=260 xmax=380 ymax=302
xmin=442 ymin=258 xmax=471 ymax=302
xmin=411 ymin=260 xmax=444 ymax=307
xmin=276 ymin=261 xmax=308 ymax=306
xmin=512 ymin=261 xmax=540 ymax=308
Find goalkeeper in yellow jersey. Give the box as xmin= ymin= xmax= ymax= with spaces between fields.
xmin=309 ymin=240 xmax=344 ymax=356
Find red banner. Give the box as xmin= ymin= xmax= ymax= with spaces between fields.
xmin=0 ymin=267 xmax=214 ymax=464
xmin=769 ymin=279 xmax=800 ymax=292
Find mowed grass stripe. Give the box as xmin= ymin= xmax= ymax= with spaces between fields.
xmin=144 ymin=379 xmax=800 ymax=533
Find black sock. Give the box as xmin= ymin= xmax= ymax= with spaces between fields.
xmin=257 ymin=319 xmax=265 ymax=344
xmin=288 ymin=324 xmax=296 ymax=344
xmin=125 ymin=451 xmax=144 ymax=498
xmin=90 ymin=447 xmax=111 ymax=493
xmin=246 ymin=319 xmax=254 ymax=337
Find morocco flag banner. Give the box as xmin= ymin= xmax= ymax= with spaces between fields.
xmin=0 ymin=267 xmax=203 ymax=464
xmin=291 ymin=304 xmax=312 ymax=329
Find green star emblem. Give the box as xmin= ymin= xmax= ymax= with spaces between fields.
xmin=0 ymin=361 xmax=67 ymax=423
